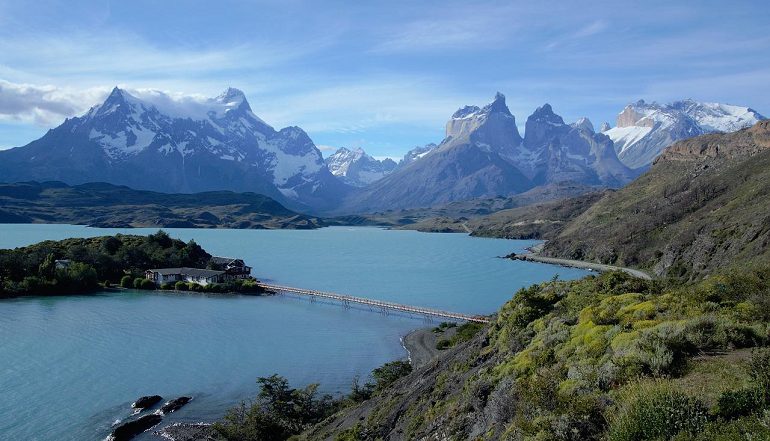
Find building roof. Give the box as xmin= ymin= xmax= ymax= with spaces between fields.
xmin=147 ymin=267 xmax=225 ymax=277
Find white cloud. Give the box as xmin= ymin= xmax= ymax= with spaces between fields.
xmin=572 ymin=20 xmax=608 ymax=38
xmin=0 ymin=80 xmax=109 ymax=125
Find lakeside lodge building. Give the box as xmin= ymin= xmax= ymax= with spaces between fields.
xmin=145 ymin=256 xmax=252 ymax=286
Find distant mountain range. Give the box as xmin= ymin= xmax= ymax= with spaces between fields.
xmin=603 ymin=99 xmax=765 ymax=168
xmin=340 ymin=93 xmax=635 ymax=212
xmin=0 ymin=87 xmax=350 ymax=212
xmin=0 ymin=87 xmax=764 ymax=214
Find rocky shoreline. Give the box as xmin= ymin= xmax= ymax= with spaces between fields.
xmin=504 ymin=242 xmax=653 ymax=280
xmin=155 ymin=423 xmax=217 ymax=441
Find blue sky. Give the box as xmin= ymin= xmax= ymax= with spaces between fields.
xmin=0 ymin=0 xmax=768 ymax=159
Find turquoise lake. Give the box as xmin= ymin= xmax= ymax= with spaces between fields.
xmin=0 ymin=225 xmax=590 ymax=440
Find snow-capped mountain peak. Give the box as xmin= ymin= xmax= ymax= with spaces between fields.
xmin=571 ymin=117 xmax=595 ymax=133
xmin=0 ymin=86 xmax=348 ymax=211
xmin=325 ymin=147 xmax=397 ymax=187
xmin=606 ymin=98 xmax=765 ymax=168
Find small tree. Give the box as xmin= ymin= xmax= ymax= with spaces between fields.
xmin=175 ymin=281 xmax=188 ymax=291
xmin=133 ymin=277 xmax=144 ymax=289
xmin=120 ymin=275 xmax=133 ymax=288
xmin=38 ymin=253 xmax=56 ymax=279
xmin=370 ymin=360 xmax=412 ymax=392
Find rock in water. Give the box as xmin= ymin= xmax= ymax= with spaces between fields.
xmin=161 ymin=396 xmax=192 ymax=414
xmin=132 ymin=395 xmax=162 ymax=410
xmin=110 ymin=414 xmax=162 ymax=441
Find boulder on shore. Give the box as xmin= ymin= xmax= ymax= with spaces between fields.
xmin=132 ymin=395 xmax=162 ymax=410
xmin=161 ymin=396 xmax=192 ymax=414
xmin=110 ymin=414 xmax=162 ymax=441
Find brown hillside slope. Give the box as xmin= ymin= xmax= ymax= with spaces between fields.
xmin=541 ymin=120 xmax=770 ymax=279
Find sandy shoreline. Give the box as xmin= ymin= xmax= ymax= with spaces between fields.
xmin=402 ymin=326 xmax=459 ymax=368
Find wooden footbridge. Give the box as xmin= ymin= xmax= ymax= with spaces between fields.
xmin=257 ymin=282 xmax=490 ymax=324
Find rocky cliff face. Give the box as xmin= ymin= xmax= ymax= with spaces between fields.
xmin=0 ymin=87 xmax=350 ymax=212
xmin=604 ymin=99 xmax=765 ymax=169
xmin=324 ymin=147 xmax=397 ymax=187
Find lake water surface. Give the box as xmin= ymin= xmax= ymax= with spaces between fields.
xmin=0 ymin=225 xmax=589 ymax=440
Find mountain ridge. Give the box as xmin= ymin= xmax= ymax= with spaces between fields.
xmin=604 ymin=98 xmax=765 ymax=168
xmin=0 ymin=86 xmax=351 ymax=213
xmin=340 ymin=93 xmax=633 ymax=212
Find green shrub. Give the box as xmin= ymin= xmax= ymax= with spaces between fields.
xmin=436 ymin=339 xmax=451 ymax=350
xmin=370 ymin=360 xmax=412 ymax=392
xmin=120 ymin=275 xmax=133 ymax=288
xmin=139 ymin=278 xmax=156 ymax=290
xmin=608 ymin=381 xmax=708 ymax=441
xmin=159 ymin=283 xmax=172 ymax=290
xmin=103 ymin=280 xmax=111 ymax=288
xmin=676 ymin=414 xmax=770 ymax=440
xmin=175 ymin=281 xmax=188 ymax=291
xmin=716 ymin=388 xmax=764 ymax=419
xmin=750 ymin=348 xmax=770 ymax=393
xmin=132 ymin=277 xmax=143 ymax=289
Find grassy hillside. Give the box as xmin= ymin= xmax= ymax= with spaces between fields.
xmin=351 ymin=183 xmax=601 ymax=231
xmin=304 ymin=268 xmax=770 ymax=440
xmin=400 ymin=191 xmax=606 ymax=239
xmin=541 ymin=120 xmax=770 ymax=279
xmin=0 ymin=181 xmax=325 ymax=229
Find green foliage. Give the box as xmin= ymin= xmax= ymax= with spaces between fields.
xmin=138 ymin=279 xmax=155 ymax=290
xmin=370 ymin=360 xmax=412 ymax=392
xmin=132 ymin=277 xmax=144 ymax=289
xmin=608 ymin=381 xmax=708 ymax=441
xmin=716 ymin=348 xmax=770 ymax=420
xmin=0 ymin=231 xmax=212 ymax=298
xmin=213 ymin=375 xmax=337 ymax=441
xmin=103 ymin=280 xmax=111 ymax=288
xmin=716 ymin=388 xmax=764 ymax=419
xmin=674 ymin=413 xmax=770 ymax=440
xmin=435 ymin=339 xmax=451 ymax=350
xmin=175 ymin=281 xmax=188 ymax=291
xmin=436 ymin=321 xmax=484 ymax=350
xmin=159 ymin=283 xmax=172 ymax=290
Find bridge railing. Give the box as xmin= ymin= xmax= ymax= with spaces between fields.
xmin=258 ymin=283 xmax=489 ymax=324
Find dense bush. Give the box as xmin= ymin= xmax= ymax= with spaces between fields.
xmin=716 ymin=348 xmax=770 ymax=420
xmin=120 ymin=275 xmax=133 ymax=288
xmin=608 ymin=381 xmax=708 ymax=441
xmin=214 ymin=375 xmax=337 ymax=441
xmin=174 ymin=281 xmax=188 ymax=291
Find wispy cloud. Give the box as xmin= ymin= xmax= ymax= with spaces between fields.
xmin=370 ymin=3 xmax=522 ymax=53
xmin=572 ymin=20 xmax=608 ymax=38
xmin=0 ymin=80 xmax=109 ymax=125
